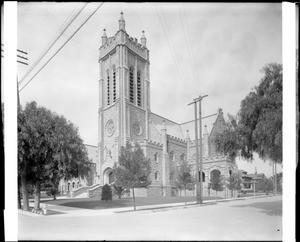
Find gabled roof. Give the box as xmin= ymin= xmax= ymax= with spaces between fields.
xmin=179 ymin=114 xmax=218 ymax=141
xmin=150 ymin=112 xmax=184 ymax=139
xmin=149 ymin=109 xmax=224 ymax=142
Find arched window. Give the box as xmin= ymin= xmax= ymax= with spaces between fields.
xmin=155 ymin=172 xmax=159 ymax=181
xmin=108 ymin=171 xmax=114 ymax=184
xmin=137 ymin=71 xmax=142 ymax=106
xmin=198 ymin=171 xmax=205 ymax=182
xmin=169 ymin=151 xmax=174 ymax=162
xmin=72 ymin=182 xmax=75 ymax=189
xmin=129 ymin=66 xmax=134 ymax=103
xmin=107 ymin=69 xmax=110 ymax=105
xmin=113 ymin=67 xmax=117 ymax=102
xmin=154 ymin=153 xmax=158 ymax=163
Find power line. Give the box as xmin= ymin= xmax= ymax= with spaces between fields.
xmin=19 ymin=3 xmax=88 ymax=85
xmin=160 ymin=6 xmax=193 ymax=98
xmin=155 ymin=4 xmax=192 ymax=101
xmin=178 ymin=3 xmax=200 ymax=93
xmin=19 ymin=2 xmax=104 ymax=92
xmin=182 ymin=3 xmax=202 ymax=94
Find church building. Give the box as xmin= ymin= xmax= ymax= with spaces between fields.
xmin=60 ymin=12 xmax=238 ymax=198
xmin=96 ymin=12 xmax=237 ymax=197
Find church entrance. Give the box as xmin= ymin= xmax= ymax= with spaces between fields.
xmin=103 ymin=167 xmax=114 ymax=185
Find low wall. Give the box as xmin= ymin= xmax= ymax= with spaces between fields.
xmin=70 ymin=186 xmax=89 ymax=198
xmin=133 ymin=188 xmax=148 ymax=197
xmin=147 ymin=185 xmax=163 ymax=197
xmin=87 ymin=184 xmax=102 ymax=198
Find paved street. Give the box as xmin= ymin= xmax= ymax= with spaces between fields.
xmin=18 ymin=195 xmax=282 ymax=241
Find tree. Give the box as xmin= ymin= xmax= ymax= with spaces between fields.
xmin=101 ymin=184 xmax=112 ymax=202
xmin=18 ymin=101 xmax=91 ymax=210
xmin=175 ymin=161 xmax=194 ymax=205
xmin=269 ymin=172 xmax=282 ymax=193
xmin=238 ymin=63 xmax=282 ymax=163
xmin=112 ymin=183 xmax=125 ymax=199
xmin=43 ymin=180 xmax=60 ymax=200
xmin=226 ymin=172 xmax=242 ymax=197
xmin=113 ymin=142 xmax=151 ymax=210
xmin=214 ymin=63 xmax=282 ymax=166
xmin=214 ymin=114 xmax=240 ymax=162
xmin=210 ymin=171 xmax=224 ymax=196
xmin=256 ymin=178 xmax=273 ymax=194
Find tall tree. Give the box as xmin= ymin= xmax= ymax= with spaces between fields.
xmin=176 ymin=161 xmax=194 ymax=205
xmin=215 ymin=63 xmax=282 ymax=165
xmin=113 ymin=142 xmax=151 ymax=210
xmin=238 ymin=63 xmax=282 ymax=163
xmin=18 ymin=101 xmax=91 ymax=210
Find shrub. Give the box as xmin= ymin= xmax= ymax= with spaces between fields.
xmin=101 ymin=184 xmax=112 ymax=202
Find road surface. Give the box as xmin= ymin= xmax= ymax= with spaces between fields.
xmin=18 ymin=195 xmax=282 ymax=241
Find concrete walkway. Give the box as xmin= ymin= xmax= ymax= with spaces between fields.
xmin=19 ymin=194 xmax=275 ymax=217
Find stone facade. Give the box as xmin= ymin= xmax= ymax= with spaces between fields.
xmin=93 ymin=13 xmax=239 ymax=198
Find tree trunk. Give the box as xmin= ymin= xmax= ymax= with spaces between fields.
xmin=132 ymin=187 xmax=136 ymax=211
xmin=272 ymin=161 xmax=275 ymax=196
xmin=34 ymin=182 xmax=41 ymax=210
xmin=18 ymin=189 xmax=22 ymax=209
xmin=184 ymin=189 xmax=187 ymax=205
xmin=21 ymin=174 xmax=29 ymax=211
xmin=53 ymin=194 xmax=56 ymax=200
xmin=274 ymin=162 xmax=277 ymax=195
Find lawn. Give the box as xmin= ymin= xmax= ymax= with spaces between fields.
xmin=43 ymin=196 xmax=222 ymax=210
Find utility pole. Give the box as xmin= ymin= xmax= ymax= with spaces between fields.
xmin=198 ymin=94 xmax=208 ymax=204
xmin=188 ymin=98 xmax=200 ymax=204
xmin=188 ymin=94 xmax=208 ymax=204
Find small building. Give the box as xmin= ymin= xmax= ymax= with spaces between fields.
xmin=239 ymin=169 xmax=266 ymax=191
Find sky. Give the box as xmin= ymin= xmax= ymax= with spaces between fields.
xmin=15 ymin=2 xmax=283 ymax=177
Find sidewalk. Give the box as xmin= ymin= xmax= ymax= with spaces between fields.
xmin=18 ymin=194 xmax=277 ymax=217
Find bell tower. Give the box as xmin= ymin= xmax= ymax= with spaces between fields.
xmin=97 ymin=12 xmax=151 ymax=185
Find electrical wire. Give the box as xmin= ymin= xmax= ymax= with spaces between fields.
xmin=178 ymin=3 xmax=200 ymax=94
xmin=160 ymin=6 xmax=194 ymax=99
xmin=19 ymin=2 xmax=104 ymax=92
xmin=19 ymin=3 xmax=88 ymax=85
xmin=155 ymin=4 xmax=191 ymax=101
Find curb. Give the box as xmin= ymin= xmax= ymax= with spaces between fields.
xmin=113 ymin=195 xmax=277 ymax=214
xmin=19 ymin=194 xmax=280 ymax=216
xmin=115 ymin=201 xmax=218 ymax=214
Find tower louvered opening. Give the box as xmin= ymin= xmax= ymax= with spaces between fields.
xmin=137 ymin=71 xmax=142 ymax=106
xmin=113 ymin=69 xmax=116 ymax=102
xmin=107 ymin=70 xmax=110 ymax=106
xmin=129 ymin=67 xmax=134 ymax=103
